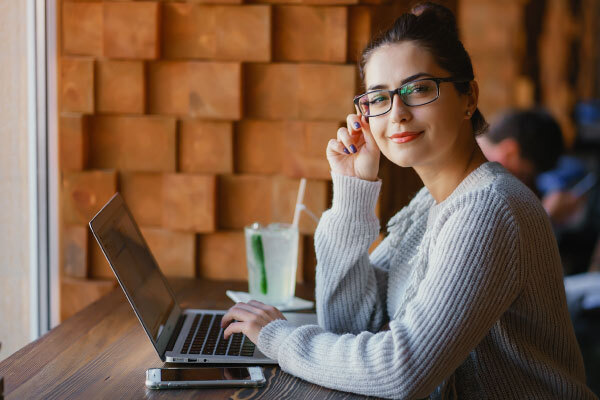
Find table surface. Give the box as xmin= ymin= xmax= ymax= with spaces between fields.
xmin=0 ymin=278 xmax=379 ymax=399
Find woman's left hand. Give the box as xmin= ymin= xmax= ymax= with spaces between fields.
xmin=220 ymin=300 xmax=286 ymax=344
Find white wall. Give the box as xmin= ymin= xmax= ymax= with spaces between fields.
xmin=0 ymin=0 xmax=36 ymax=361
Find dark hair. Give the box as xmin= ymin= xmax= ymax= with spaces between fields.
xmin=359 ymin=2 xmax=488 ymax=135
xmin=486 ymin=108 xmax=565 ymax=174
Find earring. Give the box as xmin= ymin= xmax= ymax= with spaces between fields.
xmin=466 ymin=110 xmax=472 ymax=116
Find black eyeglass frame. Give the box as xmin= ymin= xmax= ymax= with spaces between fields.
xmin=353 ymin=77 xmax=471 ymax=117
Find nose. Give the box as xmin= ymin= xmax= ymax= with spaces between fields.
xmin=389 ymin=93 xmax=412 ymax=124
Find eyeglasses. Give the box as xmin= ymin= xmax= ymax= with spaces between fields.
xmin=353 ymin=77 xmax=470 ymax=117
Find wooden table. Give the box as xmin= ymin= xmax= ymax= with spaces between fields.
xmin=0 ymin=279 xmax=379 ymax=399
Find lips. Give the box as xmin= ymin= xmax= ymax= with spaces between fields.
xmin=389 ymin=131 xmax=423 ymax=144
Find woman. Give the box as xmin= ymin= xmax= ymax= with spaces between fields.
xmin=222 ymin=3 xmax=595 ymax=399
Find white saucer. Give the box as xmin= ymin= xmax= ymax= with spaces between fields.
xmin=225 ymin=290 xmax=315 ymax=312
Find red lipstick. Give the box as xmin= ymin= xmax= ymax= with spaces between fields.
xmin=389 ymin=131 xmax=422 ymax=144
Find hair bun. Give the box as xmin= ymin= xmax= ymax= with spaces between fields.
xmin=411 ymin=2 xmax=459 ymax=38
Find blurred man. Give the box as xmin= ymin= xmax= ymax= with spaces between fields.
xmin=477 ymin=108 xmax=565 ymax=193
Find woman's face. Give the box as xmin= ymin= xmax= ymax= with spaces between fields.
xmin=363 ymin=41 xmax=473 ymax=169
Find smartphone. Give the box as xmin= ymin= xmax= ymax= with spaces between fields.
xmin=145 ymin=367 xmax=266 ymax=389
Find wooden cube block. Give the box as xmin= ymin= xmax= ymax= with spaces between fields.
xmin=162 ymin=4 xmax=270 ymax=62
xmin=298 ymin=64 xmax=356 ymax=120
xmin=89 ymin=234 xmax=114 ymax=280
xmin=162 ymin=174 xmax=217 ymax=232
xmin=245 ymin=63 xmax=355 ymax=120
xmin=214 ymin=5 xmax=271 ymax=61
xmin=197 ymin=231 xmax=247 ymax=280
xmin=62 ymin=170 xmax=117 ymax=225
xmin=148 ymin=61 xmax=241 ymax=119
xmin=244 ymin=63 xmax=299 ymax=119
xmin=140 ymin=227 xmax=196 ymax=277
xmin=62 ymin=225 xmax=88 ymax=279
xmin=89 ymin=115 xmax=176 ymax=172
xmin=61 ymin=57 xmax=94 ymax=113
xmin=147 ymin=61 xmax=190 ymax=116
xmin=218 ymin=174 xmax=275 ymax=229
xmin=104 ymin=2 xmax=159 ymax=59
xmin=59 ymin=113 xmax=89 ymax=171
xmin=96 ymin=60 xmax=145 ymax=114
xmin=161 ymin=3 xmax=216 ymax=59
xmin=273 ymin=6 xmax=347 ymax=62
xmin=179 ymin=120 xmax=233 ymax=174
xmin=283 ymin=121 xmax=338 ymax=180
xmin=198 ymin=231 xmax=304 ymax=283
xmin=62 ymin=2 xmax=103 ymax=56
xmin=234 ymin=120 xmax=287 ymax=174
xmin=188 ymin=62 xmax=242 ymax=119
xmin=161 ymin=3 xmax=217 ymax=58
xmin=119 ymin=172 xmax=163 ymax=226
xmin=60 ymin=277 xmax=116 ymax=321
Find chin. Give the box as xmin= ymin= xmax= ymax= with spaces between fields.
xmin=381 ymin=148 xmax=417 ymax=168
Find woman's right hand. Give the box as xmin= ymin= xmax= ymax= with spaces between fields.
xmin=326 ymin=113 xmax=381 ymax=181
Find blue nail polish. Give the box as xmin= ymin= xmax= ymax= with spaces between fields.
xmin=343 ymin=147 xmax=350 ymax=154
xmin=350 ymin=144 xmax=357 ymax=153
xmin=353 ymin=122 xmax=361 ymax=130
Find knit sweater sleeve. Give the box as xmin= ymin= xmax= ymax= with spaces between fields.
xmin=314 ymin=172 xmax=388 ymax=334
xmin=257 ymin=191 xmax=523 ymax=399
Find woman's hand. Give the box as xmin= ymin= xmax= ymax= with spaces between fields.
xmin=220 ymin=300 xmax=286 ymax=344
xmin=326 ymin=112 xmax=380 ymax=181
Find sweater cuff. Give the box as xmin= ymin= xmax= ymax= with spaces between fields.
xmin=257 ymin=319 xmax=296 ymax=361
xmin=330 ymin=171 xmax=382 ymax=218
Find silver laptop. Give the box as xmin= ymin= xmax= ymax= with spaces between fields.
xmin=89 ymin=192 xmax=317 ymax=364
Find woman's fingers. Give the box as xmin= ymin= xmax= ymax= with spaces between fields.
xmin=337 ymin=127 xmax=356 ymax=154
xmin=327 ymin=138 xmax=348 ymax=157
xmin=359 ymin=115 xmax=377 ymax=149
xmin=346 ymin=114 xmax=363 ymax=154
xmin=247 ymin=300 xmax=285 ymax=320
xmin=221 ymin=303 xmax=257 ymax=328
xmin=223 ymin=321 xmax=247 ymax=340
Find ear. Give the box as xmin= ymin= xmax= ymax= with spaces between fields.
xmin=465 ymin=81 xmax=479 ymax=117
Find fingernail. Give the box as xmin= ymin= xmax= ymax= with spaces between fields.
xmin=353 ymin=122 xmax=361 ymax=130
xmin=350 ymin=144 xmax=357 ymax=153
xmin=343 ymin=147 xmax=350 ymax=154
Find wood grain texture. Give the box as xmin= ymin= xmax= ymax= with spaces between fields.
xmin=1 ymin=279 xmax=377 ymax=399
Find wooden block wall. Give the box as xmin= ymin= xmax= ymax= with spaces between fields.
xmin=459 ymin=0 xmax=526 ymax=118
xmin=57 ymin=0 xmax=416 ymax=321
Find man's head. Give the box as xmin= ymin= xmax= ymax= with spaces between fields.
xmin=478 ymin=108 xmax=565 ymax=187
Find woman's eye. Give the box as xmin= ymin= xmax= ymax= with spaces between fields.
xmin=412 ymin=84 xmax=431 ymax=93
xmin=369 ymin=96 xmax=387 ymax=105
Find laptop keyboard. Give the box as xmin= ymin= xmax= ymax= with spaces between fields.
xmin=181 ymin=314 xmax=255 ymax=357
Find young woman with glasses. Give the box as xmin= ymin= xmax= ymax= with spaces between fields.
xmin=222 ymin=3 xmax=596 ymax=398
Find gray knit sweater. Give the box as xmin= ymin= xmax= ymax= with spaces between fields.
xmin=257 ymin=162 xmax=596 ymax=399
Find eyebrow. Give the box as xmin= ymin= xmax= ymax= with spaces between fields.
xmin=367 ymin=72 xmax=433 ymax=91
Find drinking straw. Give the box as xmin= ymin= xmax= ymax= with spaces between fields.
xmin=292 ymin=178 xmax=307 ymax=228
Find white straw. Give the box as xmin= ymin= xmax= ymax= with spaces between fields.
xmin=292 ymin=178 xmax=307 ymax=228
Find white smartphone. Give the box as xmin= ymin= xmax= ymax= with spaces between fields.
xmin=145 ymin=366 xmax=266 ymax=389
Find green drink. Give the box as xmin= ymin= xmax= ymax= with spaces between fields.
xmin=244 ymin=223 xmax=299 ymax=306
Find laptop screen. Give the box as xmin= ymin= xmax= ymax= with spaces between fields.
xmin=92 ymin=199 xmax=175 ymax=342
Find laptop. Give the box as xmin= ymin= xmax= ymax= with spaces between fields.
xmin=89 ymin=192 xmax=318 ymax=364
